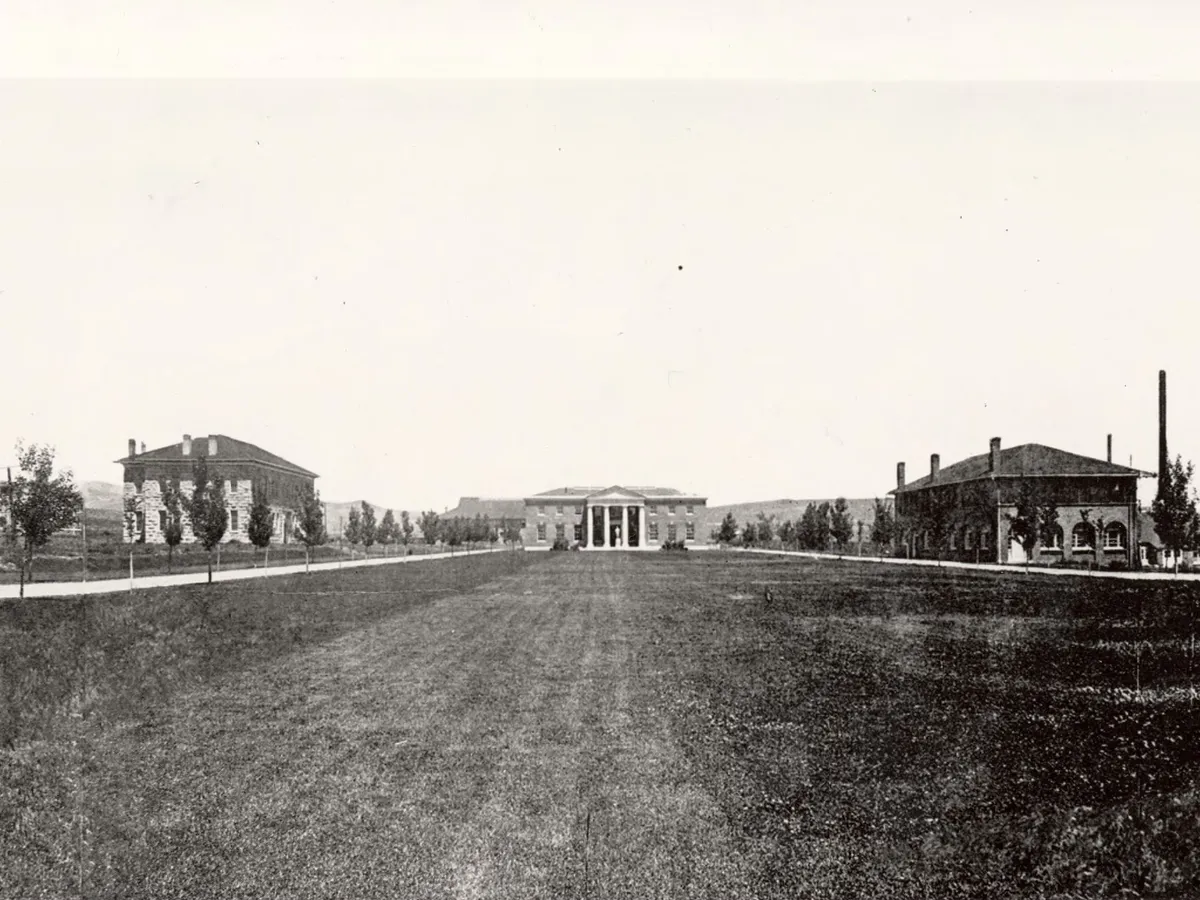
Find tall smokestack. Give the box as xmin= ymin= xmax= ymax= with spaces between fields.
xmin=128 ymin=438 xmax=136 ymax=458
xmin=1159 ymin=370 xmax=1168 ymax=496
xmin=182 ymin=434 xmax=192 ymax=456
xmin=989 ymin=437 xmax=1001 ymax=472
xmin=1107 ymin=434 xmax=1112 ymax=464
xmin=896 ymin=462 xmax=906 ymax=491
xmin=208 ymin=436 xmax=218 ymax=456
xmin=930 ymin=453 xmax=940 ymax=480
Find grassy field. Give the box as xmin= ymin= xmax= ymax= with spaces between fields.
xmin=2 ymin=551 xmax=1198 ymax=898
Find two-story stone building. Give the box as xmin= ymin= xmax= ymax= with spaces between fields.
xmin=890 ymin=437 xmax=1150 ymax=567
xmin=523 ymin=485 xmax=708 ymax=549
xmin=115 ymin=434 xmax=318 ymax=545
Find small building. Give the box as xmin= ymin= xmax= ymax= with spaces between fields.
xmin=115 ymin=434 xmax=318 ymax=544
xmin=890 ymin=437 xmax=1150 ymax=567
xmin=523 ymin=485 xmax=707 ymax=549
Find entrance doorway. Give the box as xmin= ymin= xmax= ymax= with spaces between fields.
xmin=628 ymin=508 xmax=640 ymax=548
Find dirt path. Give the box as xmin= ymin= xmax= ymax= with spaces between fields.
xmin=81 ymin=554 xmax=752 ymax=899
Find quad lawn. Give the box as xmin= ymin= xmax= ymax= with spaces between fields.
xmin=3 ymin=551 xmax=1199 ymax=898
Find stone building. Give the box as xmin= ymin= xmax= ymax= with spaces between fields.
xmin=115 ymin=434 xmax=318 ymax=545
xmin=523 ymin=485 xmax=707 ymax=549
xmin=890 ymin=436 xmax=1150 ymax=567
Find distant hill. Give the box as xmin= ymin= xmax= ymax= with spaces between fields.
xmin=323 ymin=501 xmax=397 ymax=536
xmin=82 ymin=481 xmax=125 ymax=512
xmin=698 ymin=498 xmax=882 ymax=537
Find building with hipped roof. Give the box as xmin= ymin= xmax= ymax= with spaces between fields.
xmin=115 ymin=434 xmax=319 ymax=545
xmin=523 ymin=485 xmax=707 ymax=549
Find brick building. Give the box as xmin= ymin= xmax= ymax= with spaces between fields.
xmin=890 ymin=437 xmax=1150 ymax=567
xmin=441 ymin=497 xmax=526 ymax=534
xmin=115 ymin=434 xmax=318 ymax=545
xmin=523 ymin=485 xmax=707 ymax=549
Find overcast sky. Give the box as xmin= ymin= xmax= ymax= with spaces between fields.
xmin=2 ymin=2 xmax=1198 ymax=510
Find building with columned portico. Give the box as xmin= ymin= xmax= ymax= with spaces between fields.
xmin=522 ymin=486 xmax=708 ymax=549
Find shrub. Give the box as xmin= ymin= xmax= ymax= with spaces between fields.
xmin=660 ymin=540 xmax=689 ymax=552
xmin=551 ymin=538 xmax=570 ymax=551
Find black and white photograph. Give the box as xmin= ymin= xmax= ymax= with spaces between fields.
xmin=2 ymin=3 xmax=1200 ymax=897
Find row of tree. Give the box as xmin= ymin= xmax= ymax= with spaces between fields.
xmin=712 ymin=499 xmax=895 ymax=552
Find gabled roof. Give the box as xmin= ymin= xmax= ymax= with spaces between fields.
xmin=892 ymin=443 xmax=1149 ymax=494
xmin=115 ymin=434 xmax=318 ymax=479
xmin=441 ymin=497 xmax=526 ymax=519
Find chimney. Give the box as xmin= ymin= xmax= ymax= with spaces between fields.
xmin=1107 ymin=434 xmax=1113 ymax=464
xmin=128 ymin=438 xmax=136 ymax=458
xmin=896 ymin=462 xmax=906 ymax=491
xmin=208 ymin=436 xmax=218 ymax=456
xmin=140 ymin=441 xmax=146 ymax=454
xmin=182 ymin=434 xmax=192 ymax=456
xmin=1159 ymin=370 xmax=1168 ymax=496
xmin=989 ymin=437 xmax=1001 ymax=472
xmin=930 ymin=453 xmax=940 ymax=480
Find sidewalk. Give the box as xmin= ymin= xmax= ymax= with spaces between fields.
xmin=0 ymin=548 xmax=509 ymax=600
xmin=734 ymin=547 xmax=1200 ymax=582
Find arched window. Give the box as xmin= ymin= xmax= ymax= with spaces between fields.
xmin=1072 ymin=522 xmax=1094 ymax=550
xmin=1044 ymin=525 xmax=1064 ymax=550
xmin=1104 ymin=522 xmax=1127 ymax=550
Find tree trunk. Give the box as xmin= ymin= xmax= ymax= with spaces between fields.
xmin=207 ymin=552 xmax=213 ymax=584
xmin=168 ymin=546 xmax=173 ymax=574
xmin=305 ymin=546 xmax=310 ymax=574
xmin=18 ymin=548 xmax=26 ymax=599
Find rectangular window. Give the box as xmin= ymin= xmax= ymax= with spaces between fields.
xmin=230 ymin=477 xmax=238 ymax=492
xmin=949 ymin=530 xmax=957 ymax=551
xmin=649 ymin=505 xmax=657 ymax=516
xmin=556 ymin=505 xmax=564 ymax=515
xmin=538 ymin=505 xmax=545 ymax=516
xmin=230 ymin=509 xmax=239 ymax=532
xmin=686 ymin=504 xmax=694 ymax=515
xmin=964 ymin=530 xmax=974 ymax=550
xmin=159 ymin=510 xmax=167 ymax=531
xmin=668 ymin=523 xmax=677 ymax=542
xmin=556 ymin=523 xmax=566 ymax=541
xmin=668 ymin=505 xmax=676 ymax=515
xmin=537 ymin=523 xmax=547 ymax=541
xmin=649 ymin=522 xmax=659 ymax=541
xmin=1104 ymin=527 xmax=1123 ymax=549
xmin=575 ymin=505 xmax=583 ymax=515
xmin=574 ymin=523 xmax=583 ymax=542
xmin=135 ymin=511 xmax=145 ymax=538
xmin=685 ymin=522 xmax=695 ymax=540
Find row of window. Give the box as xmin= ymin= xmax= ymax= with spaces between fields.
xmin=534 ymin=522 xmax=696 ymax=542
xmin=536 ymin=504 xmax=695 ymax=516
xmin=939 ymin=522 xmax=1128 ymax=552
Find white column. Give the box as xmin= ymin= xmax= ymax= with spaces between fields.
xmin=583 ymin=503 xmax=589 ymax=547
xmin=638 ymin=505 xmax=646 ymax=549
xmin=621 ymin=505 xmax=629 ymax=548
xmin=603 ymin=506 xmax=610 ymax=548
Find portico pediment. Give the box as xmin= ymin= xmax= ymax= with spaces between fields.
xmin=585 ymin=485 xmax=647 ymax=503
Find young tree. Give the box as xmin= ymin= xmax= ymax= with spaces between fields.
xmin=292 ymin=484 xmax=328 ymax=573
xmin=1151 ymin=455 xmax=1198 ymax=574
xmin=830 ymin=497 xmax=854 ymax=551
xmin=756 ymin=513 xmax=775 ymax=546
xmin=345 ymin=506 xmax=362 ymax=556
xmin=399 ymin=510 xmax=414 ymax=549
xmin=123 ymin=492 xmax=141 ymax=544
xmin=246 ymin=482 xmax=274 ymax=568
xmin=815 ymin=502 xmax=833 ymax=550
xmin=8 ymin=443 xmax=83 ymax=597
xmin=360 ymin=501 xmax=377 ymax=557
xmin=741 ymin=521 xmax=758 ymax=547
xmin=162 ymin=478 xmax=186 ymax=573
xmin=717 ymin=512 xmax=739 ymax=545
xmin=419 ymin=510 xmax=441 ymax=546
xmin=181 ymin=456 xmax=227 ymax=584
xmin=502 ymin=517 xmax=523 ymax=547
xmin=378 ymin=509 xmax=397 ymax=553
xmin=918 ymin=490 xmax=955 ymax=563
xmin=870 ymin=498 xmax=896 ymax=549
xmin=797 ymin=503 xmax=820 ymax=550
xmin=1007 ymin=481 xmax=1057 ymax=569
xmin=778 ymin=519 xmax=796 ymax=549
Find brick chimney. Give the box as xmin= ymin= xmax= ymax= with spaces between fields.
xmin=989 ymin=437 xmax=1001 ymax=472
xmin=1159 ymin=370 xmax=1168 ymax=497
xmin=128 ymin=438 xmax=136 ymax=458
xmin=140 ymin=441 xmax=146 ymax=454
xmin=896 ymin=462 xmax=906 ymax=491
xmin=208 ymin=436 xmax=218 ymax=456
xmin=930 ymin=453 xmax=940 ymax=480
xmin=182 ymin=434 xmax=192 ymax=456
xmin=1107 ymin=433 xmax=1113 ymax=464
